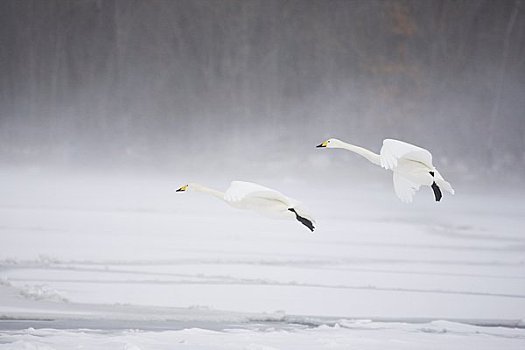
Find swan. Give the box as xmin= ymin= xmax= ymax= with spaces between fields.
xmin=176 ymin=181 xmax=315 ymax=232
xmin=316 ymin=138 xmax=454 ymax=203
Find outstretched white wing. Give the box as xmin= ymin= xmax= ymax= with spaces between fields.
xmin=380 ymin=139 xmax=434 ymax=170
xmin=393 ymin=172 xmax=421 ymax=203
xmin=224 ymin=181 xmax=293 ymax=205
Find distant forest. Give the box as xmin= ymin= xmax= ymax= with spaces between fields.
xmin=1 ymin=0 xmax=524 ymax=174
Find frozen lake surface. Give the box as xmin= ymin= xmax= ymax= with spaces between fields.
xmin=1 ymin=170 xmax=524 ymax=348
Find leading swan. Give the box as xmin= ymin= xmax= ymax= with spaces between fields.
xmin=316 ymin=138 xmax=454 ymax=203
xmin=176 ymin=181 xmax=315 ymax=232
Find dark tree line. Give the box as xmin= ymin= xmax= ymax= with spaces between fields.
xmin=0 ymin=0 xmax=524 ymax=175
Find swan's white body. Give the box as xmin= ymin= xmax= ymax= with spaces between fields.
xmin=317 ymin=138 xmax=454 ymax=203
xmin=176 ymin=181 xmax=315 ymax=231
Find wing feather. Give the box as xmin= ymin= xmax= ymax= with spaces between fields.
xmin=393 ymin=172 xmax=421 ymax=203
xmin=380 ymin=139 xmax=434 ymax=170
xmin=224 ymin=181 xmax=294 ymax=206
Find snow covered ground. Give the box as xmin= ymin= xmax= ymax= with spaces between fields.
xmin=1 ymin=169 xmax=524 ymax=348
xmin=2 ymin=321 xmax=525 ymax=350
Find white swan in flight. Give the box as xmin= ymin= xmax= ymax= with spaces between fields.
xmin=176 ymin=181 xmax=315 ymax=232
xmin=316 ymin=138 xmax=454 ymax=203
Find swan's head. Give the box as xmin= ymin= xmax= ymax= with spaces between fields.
xmin=176 ymin=183 xmax=204 ymax=192
xmin=316 ymin=138 xmax=343 ymax=149
xmin=176 ymin=184 xmax=189 ymax=192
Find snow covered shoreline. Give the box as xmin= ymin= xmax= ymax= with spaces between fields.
xmin=1 ymin=319 xmax=525 ymax=350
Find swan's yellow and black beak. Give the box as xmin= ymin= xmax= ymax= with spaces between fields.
xmin=316 ymin=141 xmax=328 ymax=148
xmin=176 ymin=185 xmax=188 ymax=192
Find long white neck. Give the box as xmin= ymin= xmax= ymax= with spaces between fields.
xmin=336 ymin=141 xmax=381 ymax=166
xmin=191 ymin=184 xmax=225 ymax=200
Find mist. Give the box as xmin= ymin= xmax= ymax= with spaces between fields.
xmin=1 ymin=2 xmax=525 ymax=348
xmin=0 ymin=0 xmax=524 ymax=181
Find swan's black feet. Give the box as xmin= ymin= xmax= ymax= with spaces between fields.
xmin=431 ymin=182 xmax=442 ymax=201
xmin=288 ymin=208 xmax=315 ymax=232
xmin=428 ymin=171 xmax=442 ymax=201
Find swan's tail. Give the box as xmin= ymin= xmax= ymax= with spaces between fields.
xmin=432 ymin=169 xmax=455 ymax=195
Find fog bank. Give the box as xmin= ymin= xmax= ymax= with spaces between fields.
xmin=1 ymin=0 xmax=524 ymax=181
